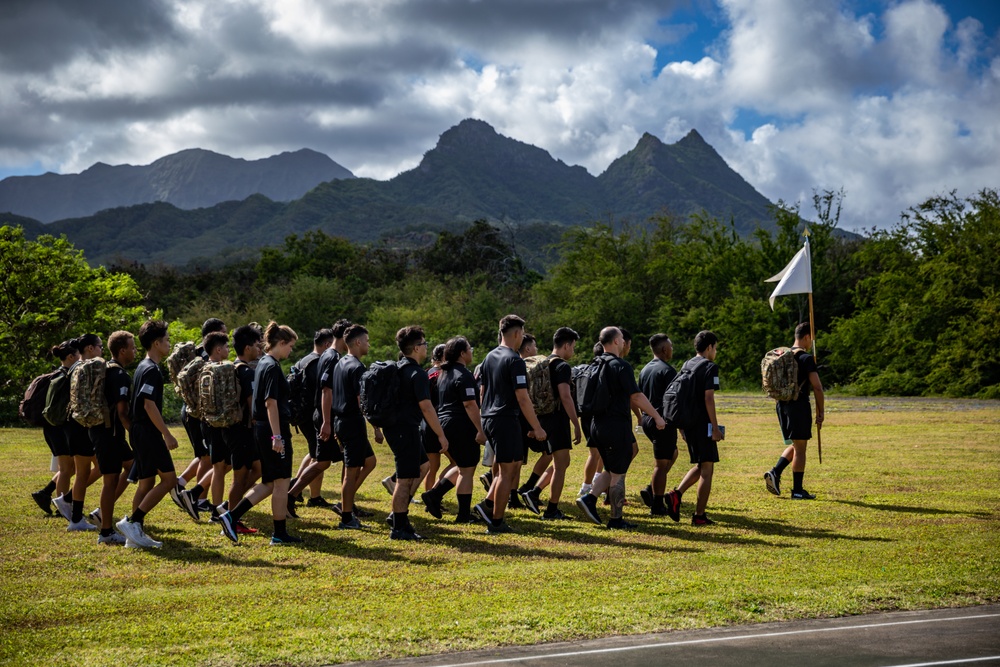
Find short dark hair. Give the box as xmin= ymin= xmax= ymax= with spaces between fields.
xmin=396 ymin=325 xmax=425 ymax=355
xmin=314 ymin=328 xmax=334 ymax=347
xmin=201 ymin=318 xmax=226 ymax=337
xmin=648 ymin=333 xmax=671 ymax=355
xmin=72 ymin=333 xmax=101 ymax=353
xmin=618 ymin=327 xmax=632 ymax=343
xmin=50 ymin=340 xmax=78 ymax=361
xmin=444 ymin=336 xmax=471 ymax=363
xmin=203 ymin=331 xmax=229 ymax=356
xmin=599 ymin=326 xmax=621 ymax=346
xmin=519 ymin=333 xmax=536 ymax=354
xmin=138 ymin=320 xmax=169 ymax=351
xmin=108 ymin=331 xmax=134 ymax=358
xmin=331 ymin=319 xmax=352 ymax=339
xmin=344 ymin=324 xmax=369 ymax=345
xmin=553 ymin=327 xmax=579 ymax=348
xmin=432 ymin=343 xmax=446 ymax=363
xmin=499 ymin=314 xmax=525 ymax=335
xmin=232 ymin=323 xmax=263 ymax=356
xmin=795 ymin=322 xmax=812 ymax=340
xmin=694 ymin=330 xmax=718 ymax=353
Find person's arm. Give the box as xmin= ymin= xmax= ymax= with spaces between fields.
xmin=116 ymin=398 xmax=131 ymax=432
xmin=266 ymin=397 xmax=284 ymax=455
xmin=705 ymin=390 xmax=722 ymax=441
xmin=515 ymin=388 xmax=546 ymax=440
xmin=144 ymin=398 xmax=177 ymax=450
xmin=463 ymin=400 xmax=486 ymax=444
xmin=630 ymin=392 xmax=665 ymax=429
xmin=419 ymin=400 xmax=448 ymax=451
xmin=557 ymin=382 xmax=582 ymax=444
xmin=810 ymin=371 xmax=825 ymax=427
xmin=319 ymin=386 xmax=333 ymax=440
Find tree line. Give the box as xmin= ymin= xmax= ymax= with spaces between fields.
xmin=2 ymin=188 xmax=997 ymax=423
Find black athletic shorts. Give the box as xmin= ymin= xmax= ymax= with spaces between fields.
xmin=776 ymin=400 xmax=812 ymax=443
xmin=335 ymin=416 xmax=374 ymax=468
xmin=183 ymin=410 xmax=209 ymax=458
xmin=539 ymin=412 xmax=572 ymax=454
xmin=520 ymin=415 xmax=547 ymax=457
xmin=684 ymin=425 xmax=720 ymax=464
xmin=254 ymin=422 xmax=293 ymax=484
xmin=590 ymin=417 xmax=633 ymax=475
xmin=383 ymin=424 xmax=426 ymax=479
xmin=131 ymin=422 xmax=175 ymax=479
xmin=641 ymin=414 xmax=678 ymax=460
xmin=313 ymin=433 xmax=345 ymax=464
xmin=483 ymin=416 xmax=524 ymax=465
xmin=441 ymin=418 xmax=480 ymax=468
xmin=207 ymin=425 xmax=231 ymax=466
xmin=421 ymin=421 xmax=443 ymax=455
xmin=89 ymin=424 xmax=133 ymax=476
xmin=43 ymin=423 xmax=71 ymax=458
xmin=299 ymin=419 xmax=318 ymax=457
xmin=580 ymin=414 xmax=593 ymax=442
xmin=224 ymin=424 xmax=259 ymax=470
xmin=65 ymin=420 xmax=95 ymax=457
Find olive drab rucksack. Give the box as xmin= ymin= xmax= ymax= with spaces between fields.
xmin=20 ymin=368 xmax=63 ymax=427
xmin=175 ymin=357 xmax=207 ymax=419
xmin=69 ymin=358 xmax=110 ymax=428
xmin=198 ymin=361 xmax=242 ymax=428
xmin=761 ymin=346 xmax=801 ymax=402
xmin=360 ymin=360 xmax=401 ymax=428
xmin=524 ymin=354 xmax=558 ymax=416
xmin=43 ymin=367 xmax=72 ymax=426
xmin=166 ymin=341 xmax=197 ymax=386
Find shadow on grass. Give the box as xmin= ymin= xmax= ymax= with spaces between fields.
xmin=831 ymin=499 xmax=994 ymax=518
xmin=701 ymin=511 xmax=895 ymax=543
xmin=145 ymin=535 xmax=309 ymax=569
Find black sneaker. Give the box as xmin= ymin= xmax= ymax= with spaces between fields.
xmin=508 ymin=490 xmax=524 ymax=510
xmin=479 ymin=471 xmax=493 ymax=493
xmin=354 ymin=506 xmax=373 ymax=518
xmin=692 ymin=514 xmax=715 ymax=526
xmin=764 ymin=470 xmax=781 ymax=496
xmin=486 ymin=522 xmax=515 ymax=534
xmin=307 ymin=496 xmax=332 ymax=508
xmin=607 ymin=517 xmax=636 ymax=530
xmin=639 ymin=485 xmax=653 ymax=508
xmin=270 ymin=533 xmax=303 ymax=545
xmin=576 ymin=494 xmax=602 ymax=525
xmin=650 ymin=502 xmax=668 ymax=516
xmin=520 ymin=488 xmax=541 ymax=515
xmin=421 ymin=491 xmax=443 ymax=519
xmin=665 ymin=490 xmax=681 ymax=522
xmin=791 ymin=488 xmax=816 ymax=500
xmin=330 ymin=502 xmax=343 ymax=516
xmin=384 ymin=512 xmax=394 ymax=527
xmin=390 ymin=528 xmax=424 ymax=541
xmin=178 ymin=490 xmax=200 ymax=521
xmin=542 ymin=508 xmax=567 ymax=520
xmin=473 ymin=501 xmax=493 ymax=524
xmin=337 ymin=516 xmax=364 ymax=530
xmin=286 ymin=495 xmax=299 ymax=519
xmin=218 ymin=511 xmax=238 ymax=544
xmin=31 ymin=491 xmax=53 ymax=515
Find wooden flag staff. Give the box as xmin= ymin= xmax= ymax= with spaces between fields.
xmin=804 ymin=229 xmax=821 ymax=464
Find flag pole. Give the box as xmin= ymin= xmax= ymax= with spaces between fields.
xmin=803 ymin=228 xmax=821 ymax=463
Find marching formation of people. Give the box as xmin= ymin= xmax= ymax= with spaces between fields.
xmin=23 ymin=312 xmax=824 ymax=549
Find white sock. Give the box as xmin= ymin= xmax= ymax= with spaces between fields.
xmin=177 ymin=476 xmax=187 ymax=487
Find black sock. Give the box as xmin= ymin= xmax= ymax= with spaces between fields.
xmin=394 ymin=511 xmax=410 ymax=531
xmin=492 ymin=516 xmax=504 ymax=528
xmin=484 ymin=497 xmax=494 ymax=509
xmin=230 ymin=497 xmax=255 ymax=522
xmin=72 ymin=500 xmax=84 ymax=523
xmin=793 ymin=471 xmax=804 ymax=492
xmin=131 ymin=508 xmax=147 ymax=524
xmin=61 ymin=491 xmax=73 ymax=503
xmin=433 ymin=479 xmax=455 ymax=496
xmin=341 ymin=510 xmax=353 ymax=524
xmin=273 ymin=519 xmax=287 ymax=536
xmin=546 ymin=501 xmax=558 ymax=512
xmin=188 ymin=484 xmax=204 ymax=498
xmin=520 ymin=472 xmax=540 ymax=493
xmin=774 ymin=456 xmax=791 ymax=475
xmin=42 ymin=480 xmax=57 ymax=495
xmin=654 ymin=494 xmax=665 ymax=503
xmin=456 ymin=493 xmax=472 ymax=519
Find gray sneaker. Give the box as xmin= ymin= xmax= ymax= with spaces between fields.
xmin=337 ymin=516 xmax=365 ymax=530
xmin=53 ymin=494 xmax=73 ymax=521
xmin=97 ymin=532 xmax=126 ymax=545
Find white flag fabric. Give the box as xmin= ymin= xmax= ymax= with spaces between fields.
xmin=765 ymin=239 xmax=812 ymax=310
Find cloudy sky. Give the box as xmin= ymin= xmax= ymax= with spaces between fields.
xmin=1 ymin=0 xmax=997 ymax=230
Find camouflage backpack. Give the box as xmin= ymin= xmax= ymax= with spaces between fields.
xmin=761 ymin=346 xmax=801 ymax=402
xmin=524 ymin=354 xmax=559 ymax=416
xmin=175 ymin=357 xmax=207 ymax=418
xmin=69 ymin=358 xmax=110 ymax=428
xmin=198 ymin=361 xmax=242 ymax=428
xmin=166 ymin=341 xmax=197 ymax=386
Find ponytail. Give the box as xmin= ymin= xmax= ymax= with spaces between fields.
xmin=263 ymin=321 xmax=297 ymax=352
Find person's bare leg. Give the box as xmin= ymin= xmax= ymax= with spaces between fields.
xmin=695 ymin=462 xmax=714 ymax=515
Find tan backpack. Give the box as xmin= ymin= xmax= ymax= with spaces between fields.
xmin=198 ymin=361 xmax=242 ymax=428
xmin=524 ymin=354 xmax=559 ymax=416
xmin=761 ymin=346 xmax=801 ymax=401
xmin=166 ymin=342 xmax=197 ymax=386
xmin=175 ymin=357 xmax=207 ymax=418
xmin=69 ymin=358 xmax=110 ymax=428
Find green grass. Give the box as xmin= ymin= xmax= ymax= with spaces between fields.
xmin=1 ymin=393 xmax=998 ymax=666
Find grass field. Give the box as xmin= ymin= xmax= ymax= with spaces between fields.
xmin=1 ymin=393 xmax=998 ymax=667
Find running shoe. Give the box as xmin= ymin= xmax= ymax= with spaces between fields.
xmin=381 ymin=476 xmax=396 ymax=495
xmin=354 ymin=506 xmax=373 ymax=518
xmin=508 ymin=490 xmax=524 ymax=510
xmin=270 ymin=533 xmax=303 ymax=546
xmin=337 ymin=517 xmax=365 ymax=530
xmin=116 ymin=516 xmax=142 ymax=543
xmin=421 ymin=491 xmax=443 ymax=519
xmin=764 ymin=470 xmax=781 ymax=496
xmin=639 ymin=485 xmax=654 ymax=508
xmin=791 ymin=488 xmax=816 ymax=500
xmin=168 ymin=483 xmax=185 ymax=511
xmin=97 ymin=532 xmax=126 ymax=545
xmin=234 ymin=521 xmax=258 ymax=535
xmin=218 ymin=511 xmax=238 ymax=544
xmin=285 ymin=495 xmax=299 ymax=519
xmin=390 ymin=529 xmax=424 ymax=541
xmin=665 ymin=490 xmax=681 ymax=522
xmin=473 ymin=501 xmax=493 ymax=525
xmin=691 ymin=514 xmax=715 ymax=526
xmin=31 ymin=491 xmax=53 ymax=515
xmin=330 ymin=502 xmax=343 ymax=516
xmin=178 ymin=490 xmax=200 ymax=521
xmin=132 ymin=523 xmax=162 ymax=548
xmin=541 ymin=507 xmax=567 ymax=521
xmin=88 ymin=507 xmax=101 ymax=524
xmin=307 ymin=496 xmax=332 ymax=508
xmin=576 ymin=494 xmax=602 ymax=525
xmin=53 ymin=494 xmax=73 ymax=521
xmin=486 ymin=522 xmax=515 ymax=535
xmin=607 ymin=517 xmax=636 ymax=530
xmin=479 ymin=471 xmax=493 ymax=493
xmin=67 ymin=519 xmax=98 ymax=532
xmin=520 ymin=488 xmax=541 ymax=515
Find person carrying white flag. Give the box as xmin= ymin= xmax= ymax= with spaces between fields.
xmin=765 ymin=236 xmax=812 ymax=311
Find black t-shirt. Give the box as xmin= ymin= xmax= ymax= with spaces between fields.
xmin=331 ymin=354 xmax=366 ymax=418
xmin=235 ymin=360 xmax=255 ymax=427
xmin=394 ymin=357 xmax=431 ymax=428
xmin=596 ymin=353 xmax=640 ymax=421
xmin=547 ymin=356 xmax=572 ymax=413
xmin=480 ymin=346 xmax=529 ymax=418
xmin=104 ymin=362 xmax=131 ymax=431
xmin=792 ymin=349 xmax=818 ymax=405
xmin=639 ymin=358 xmax=677 ymax=412
xmin=130 ymin=357 xmax=163 ymax=426
xmin=253 ymin=354 xmax=290 ymax=422
xmin=682 ymin=355 xmax=721 ymax=426
xmin=436 ymin=362 xmax=480 ymax=424
xmin=294 ymin=351 xmax=321 ymax=411
xmin=315 ymin=348 xmax=341 ymax=414
xmin=427 ymin=367 xmax=442 ymax=409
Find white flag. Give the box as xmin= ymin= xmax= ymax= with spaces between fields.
xmin=765 ymin=239 xmax=812 ymax=310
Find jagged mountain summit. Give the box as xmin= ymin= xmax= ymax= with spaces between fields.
xmin=0 ymin=148 xmax=355 ymax=223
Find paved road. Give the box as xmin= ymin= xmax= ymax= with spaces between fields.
xmin=346 ymin=605 xmax=1000 ymax=667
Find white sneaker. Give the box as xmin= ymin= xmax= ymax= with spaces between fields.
xmin=381 ymin=476 xmax=396 ymax=495
xmin=97 ymin=532 xmax=126 ymax=545
xmin=67 ymin=519 xmax=98 ymax=532
xmin=124 ymin=538 xmax=142 ymax=549
xmin=88 ymin=507 xmax=102 ymax=524
xmin=133 ymin=524 xmax=162 ymax=548
xmin=116 ymin=516 xmax=142 ymax=542
xmin=53 ymin=494 xmax=73 ymax=520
